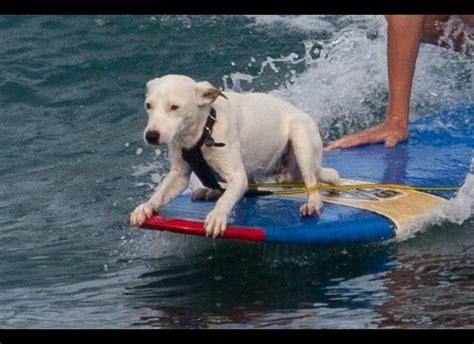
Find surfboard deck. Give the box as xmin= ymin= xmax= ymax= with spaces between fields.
xmin=140 ymin=104 xmax=474 ymax=244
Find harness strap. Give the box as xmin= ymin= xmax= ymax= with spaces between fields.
xmin=181 ymin=107 xmax=225 ymax=191
xmin=181 ymin=146 xmax=224 ymax=191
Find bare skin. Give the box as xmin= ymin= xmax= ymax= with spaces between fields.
xmin=325 ymin=15 xmax=474 ymax=151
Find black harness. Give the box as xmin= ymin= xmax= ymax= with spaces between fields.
xmin=181 ymin=108 xmax=225 ymax=191
xmin=181 ymin=108 xmax=271 ymax=197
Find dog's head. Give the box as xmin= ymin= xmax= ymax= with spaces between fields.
xmin=143 ymin=74 xmax=227 ymax=145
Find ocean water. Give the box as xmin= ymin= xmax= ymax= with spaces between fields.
xmin=0 ymin=15 xmax=473 ymax=329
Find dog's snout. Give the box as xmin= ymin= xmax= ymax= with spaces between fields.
xmin=145 ymin=130 xmax=161 ymax=145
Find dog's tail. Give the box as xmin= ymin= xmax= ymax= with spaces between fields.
xmin=318 ymin=167 xmax=340 ymax=186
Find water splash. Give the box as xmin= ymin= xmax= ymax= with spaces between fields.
xmin=225 ymin=15 xmax=473 ymax=141
xmin=118 ymin=229 xmax=215 ymax=260
xmin=222 ymin=40 xmax=318 ymax=92
xmin=246 ymin=15 xmax=337 ymax=34
xmin=222 ymin=16 xmax=390 ymax=140
xmin=400 ymin=161 xmax=474 ymax=241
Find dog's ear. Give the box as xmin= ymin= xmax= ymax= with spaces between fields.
xmin=195 ymin=81 xmax=228 ymax=106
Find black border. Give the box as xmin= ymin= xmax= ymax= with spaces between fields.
xmin=0 ymin=329 xmax=474 ymax=341
xmin=1 ymin=1 xmax=473 ymax=338
xmin=1 ymin=0 xmax=473 ymax=15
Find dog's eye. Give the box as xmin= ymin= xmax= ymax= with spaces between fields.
xmin=170 ymin=105 xmax=179 ymax=111
xmin=145 ymin=102 xmax=151 ymax=110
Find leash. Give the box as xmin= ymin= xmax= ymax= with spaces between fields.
xmin=247 ymin=181 xmax=461 ymax=196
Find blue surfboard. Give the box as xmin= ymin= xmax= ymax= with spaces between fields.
xmin=140 ymin=104 xmax=473 ymax=244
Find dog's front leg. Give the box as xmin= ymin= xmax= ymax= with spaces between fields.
xmin=204 ymin=155 xmax=247 ymax=238
xmin=129 ymin=165 xmax=191 ymax=227
xmin=129 ymin=143 xmax=191 ymax=227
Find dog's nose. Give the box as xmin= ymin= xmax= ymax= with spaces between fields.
xmin=145 ymin=130 xmax=160 ymax=145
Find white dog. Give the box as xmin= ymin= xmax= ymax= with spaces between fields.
xmin=129 ymin=74 xmax=340 ymax=238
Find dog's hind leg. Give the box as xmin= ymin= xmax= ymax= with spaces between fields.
xmin=191 ymin=188 xmax=223 ymax=201
xmin=318 ymin=167 xmax=340 ymax=186
xmin=191 ymin=188 xmax=208 ymax=201
xmin=288 ymin=117 xmax=323 ymax=216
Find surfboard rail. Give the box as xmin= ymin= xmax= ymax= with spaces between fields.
xmin=143 ymin=215 xmax=266 ymax=242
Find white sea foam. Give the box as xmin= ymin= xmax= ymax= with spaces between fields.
xmin=120 ymin=230 xmax=215 ymax=260
xmin=399 ymin=169 xmax=474 ymax=241
xmin=222 ymin=40 xmax=319 ymax=92
xmin=131 ymin=161 xmax=164 ymax=177
xmin=247 ymin=15 xmax=337 ymax=33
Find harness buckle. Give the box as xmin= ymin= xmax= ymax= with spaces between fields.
xmin=204 ymin=137 xmax=215 ymax=147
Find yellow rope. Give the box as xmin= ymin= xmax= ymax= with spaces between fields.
xmin=248 ymin=181 xmax=460 ymax=196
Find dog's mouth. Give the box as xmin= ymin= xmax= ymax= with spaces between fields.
xmin=147 ymin=138 xmax=167 ymax=146
xmin=145 ymin=139 xmax=162 ymax=146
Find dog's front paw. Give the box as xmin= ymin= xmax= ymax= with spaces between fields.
xmin=129 ymin=202 xmax=156 ymax=228
xmin=299 ymin=202 xmax=322 ymax=217
xmin=204 ymin=209 xmax=229 ymax=238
